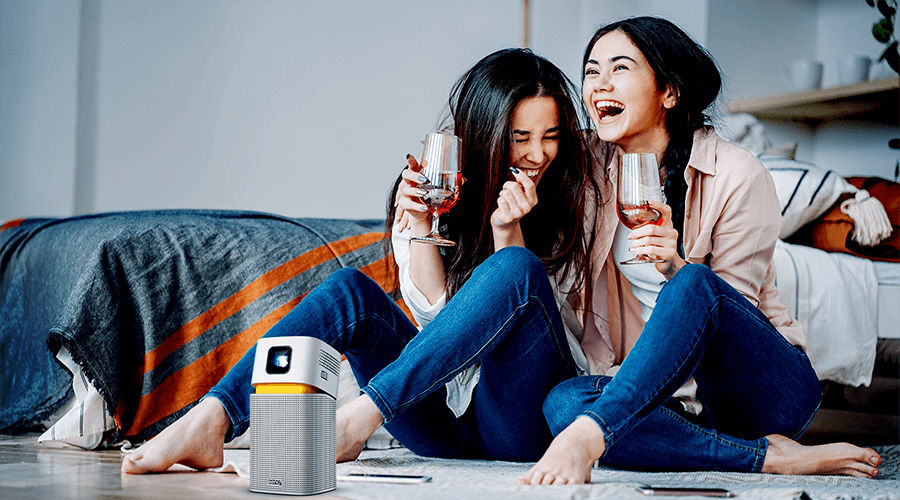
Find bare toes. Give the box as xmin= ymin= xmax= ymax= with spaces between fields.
xmin=849 ymin=464 xmax=879 ymax=478
xmin=841 ymin=467 xmax=875 ymax=479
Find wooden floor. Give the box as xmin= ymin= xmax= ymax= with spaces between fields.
xmin=3 ymin=433 xmax=900 ymax=500
xmin=0 ymin=435 xmax=260 ymax=499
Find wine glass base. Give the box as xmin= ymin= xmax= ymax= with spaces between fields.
xmin=619 ymin=257 xmax=665 ymax=265
xmin=411 ymin=236 xmax=456 ymax=247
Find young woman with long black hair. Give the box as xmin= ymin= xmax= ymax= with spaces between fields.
xmin=519 ymin=17 xmax=881 ymax=484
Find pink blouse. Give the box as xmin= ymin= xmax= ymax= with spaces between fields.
xmin=571 ymin=127 xmax=806 ymax=375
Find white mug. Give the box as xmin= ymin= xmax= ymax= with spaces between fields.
xmin=786 ymin=60 xmax=823 ymax=92
xmin=838 ymin=55 xmax=871 ymax=85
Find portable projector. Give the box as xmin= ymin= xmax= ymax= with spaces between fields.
xmin=250 ymin=336 xmax=341 ymax=496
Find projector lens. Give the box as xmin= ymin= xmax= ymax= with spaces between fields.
xmin=266 ymin=346 xmax=292 ymax=374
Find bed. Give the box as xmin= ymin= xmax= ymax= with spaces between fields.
xmin=0 ymin=210 xmax=402 ymax=447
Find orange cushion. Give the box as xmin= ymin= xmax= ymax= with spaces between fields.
xmin=786 ymin=177 xmax=900 ymax=262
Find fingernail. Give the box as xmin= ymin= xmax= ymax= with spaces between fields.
xmin=420 ymin=205 xmax=428 ymax=212
xmin=418 ymin=175 xmax=429 ymax=183
xmin=416 ymin=189 xmax=428 ymax=196
xmin=509 ymin=166 xmax=520 ymax=174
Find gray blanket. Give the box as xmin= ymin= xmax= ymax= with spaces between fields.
xmin=0 ymin=210 xmax=396 ymax=441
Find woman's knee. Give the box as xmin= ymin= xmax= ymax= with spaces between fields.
xmin=670 ymin=263 xmax=716 ymax=287
xmin=481 ymin=246 xmax=545 ymax=283
xmin=664 ymin=264 xmax=730 ymax=302
xmin=322 ymin=267 xmax=374 ymax=293
xmin=313 ymin=268 xmax=387 ymax=308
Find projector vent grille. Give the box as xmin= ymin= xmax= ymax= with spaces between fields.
xmin=319 ymin=349 xmax=340 ymax=377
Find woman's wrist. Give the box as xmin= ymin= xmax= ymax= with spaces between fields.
xmin=492 ymin=222 xmax=525 ymax=250
xmin=662 ymin=255 xmax=687 ymax=280
xmin=407 ymin=217 xmax=432 ymax=238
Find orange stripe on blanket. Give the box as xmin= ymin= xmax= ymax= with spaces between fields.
xmin=0 ymin=218 xmax=24 ymax=232
xmin=125 ymin=294 xmax=307 ymax=435
xmin=358 ymin=255 xmax=398 ymax=293
xmin=126 ymin=258 xmax=407 ymax=436
xmin=142 ymin=232 xmax=384 ymax=374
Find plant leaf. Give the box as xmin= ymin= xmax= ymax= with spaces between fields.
xmin=881 ymin=41 xmax=899 ymax=73
xmin=876 ymin=0 xmax=896 ymax=18
xmin=873 ymin=18 xmax=892 ymax=42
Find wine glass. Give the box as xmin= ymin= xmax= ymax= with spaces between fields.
xmin=411 ymin=132 xmax=462 ymax=246
xmin=617 ymin=152 xmax=665 ymax=264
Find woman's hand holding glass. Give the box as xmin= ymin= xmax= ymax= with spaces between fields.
xmin=490 ymin=168 xmax=537 ymax=248
xmin=627 ymin=200 xmax=686 ymax=279
xmin=394 ymin=155 xmax=433 ymax=234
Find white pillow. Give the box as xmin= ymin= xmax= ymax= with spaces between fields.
xmin=758 ymin=155 xmax=856 ymax=239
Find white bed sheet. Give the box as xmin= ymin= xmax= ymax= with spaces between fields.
xmin=773 ymin=241 xmax=879 ymax=387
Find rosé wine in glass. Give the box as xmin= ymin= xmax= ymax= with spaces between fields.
xmin=617 ymin=153 xmax=665 ymax=264
xmin=412 ymin=132 xmax=462 ymax=247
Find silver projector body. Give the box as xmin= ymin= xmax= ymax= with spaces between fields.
xmin=249 ymin=336 xmax=341 ymax=496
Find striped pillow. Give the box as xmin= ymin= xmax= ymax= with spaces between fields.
xmin=759 ymin=155 xmax=856 ymax=239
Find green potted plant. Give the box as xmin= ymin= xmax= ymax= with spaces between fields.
xmin=867 ymin=0 xmax=898 ymax=74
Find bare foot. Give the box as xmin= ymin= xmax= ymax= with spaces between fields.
xmin=517 ymin=416 xmax=605 ymax=485
xmin=762 ymin=434 xmax=881 ymax=478
xmin=335 ymin=394 xmax=385 ymax=462
xmin=121 ymin=397 xmax=230 ymax=474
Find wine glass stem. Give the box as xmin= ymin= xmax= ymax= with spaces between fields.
xmin=430 ymin=213 xmax=440 ymax=236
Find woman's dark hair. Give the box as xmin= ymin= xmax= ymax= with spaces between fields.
xmin=583 ymin=16 xmax=721 ymax=256
xmin=386 ymin=48 xmax=596 ymax=298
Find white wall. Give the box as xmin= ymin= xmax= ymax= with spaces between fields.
xmin=707 ymin=0 xmax=897 ymax=179
xmin=817 ymin=0 xmax=892 ymax=87
xmin=90 ymin=0 xmax=524 ymax=220
xmin=706 ymin=0 xmax=820 ymax=160
xmin=1 ymin=0 xmax=522 ymax=221
xmin=707 ymin=0 xmax=818 ymax=102
xmin=529 ymin=0 xmax=708 ymax=95
xmin=811 ymin=0 xmax=898 ymax=178
xmin=0 ymin=0 xmax=80 ymax=220
xmin=1 ymin=0 xmax=897 ymax=222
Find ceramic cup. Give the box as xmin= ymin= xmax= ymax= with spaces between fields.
xmin=838 ymin=55 xmax=871 ymax=85
xmin=786 ymin=60 xmax=824 ymax=92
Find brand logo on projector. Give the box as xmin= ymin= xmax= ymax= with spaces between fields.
xmin=267 ymin=479 xmax=283 ymax=487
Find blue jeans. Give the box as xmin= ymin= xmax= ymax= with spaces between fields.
xmin=543 ymin=264 xmax=821 ymax=472
xmin=208 ymin=246 xmax=575 ymax=461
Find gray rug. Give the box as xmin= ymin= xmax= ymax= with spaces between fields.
xmin=325 ymin=445 xmax=900 ymax=499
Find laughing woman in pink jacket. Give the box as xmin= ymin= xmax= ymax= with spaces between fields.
xmin=520 ymin=16 xmax=881 ymax=484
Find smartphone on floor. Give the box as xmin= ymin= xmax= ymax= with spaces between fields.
xmin=636 ymin=485 xmax=735 ymax=497
xmin=337 ymin=473 xmax=432 ymax=484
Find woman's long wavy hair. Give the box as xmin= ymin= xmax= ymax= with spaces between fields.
xmin=583 ymin=17 xmax=721 ymax=256
xmin=386 ymin=48 xmax=597 ymax=298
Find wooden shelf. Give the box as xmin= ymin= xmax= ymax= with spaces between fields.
xmin=726 ymin=77 xmax=899 ymax=124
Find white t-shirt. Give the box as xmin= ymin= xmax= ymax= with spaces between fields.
xmin=612 ymin=221 xmax=665 ymax=322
